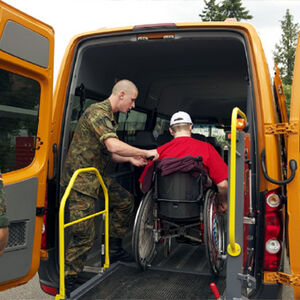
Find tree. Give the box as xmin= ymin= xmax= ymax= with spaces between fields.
xmin=273 ymin=9 xmax=299 ymax=85
xmin=199 ymin=0 xmax=223 ymax=22
xmin=200 ymin=0 xmax=252 ymax=22
xmin=220 ymin=0 xmax=252 ymax=21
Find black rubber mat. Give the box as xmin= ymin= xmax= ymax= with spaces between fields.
xmin=80 ymin=264 xmax=225 ymax=299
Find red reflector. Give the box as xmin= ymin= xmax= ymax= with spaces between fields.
xmin=41 ymin=284 xmax=58 ymax=296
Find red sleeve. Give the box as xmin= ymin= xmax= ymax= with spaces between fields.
xmin=206 ymin=144 xmax=228 ymax=184
xmin=139 ymin=161 xmax=154 ymax=183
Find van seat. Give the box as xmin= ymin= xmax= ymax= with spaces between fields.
xmin=191 ymin=133 xmax=207 ymax=141
xmin=157 ymin=131 xmax=172 ymax=146
xmin=133 ymin=131 xmax=157 ymax=149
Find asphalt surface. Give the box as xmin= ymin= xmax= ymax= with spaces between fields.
xmin=0 ymin=274 xmax=53 ymax=300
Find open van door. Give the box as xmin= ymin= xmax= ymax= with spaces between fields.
xmin=286 ymin=33 xmax=300 ymax=299
xmin=0 ymin=1 xmax=54 ymax=290
xmin=273 ymin=63 xmax=289 ymax=148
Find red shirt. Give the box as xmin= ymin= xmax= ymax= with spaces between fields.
xmin=139 ymin=136 xmax=228 ymax=185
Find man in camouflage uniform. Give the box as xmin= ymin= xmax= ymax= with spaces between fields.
xmin=61 ymin=80 xmax=158 ymax=289
xmin=0 ymin=171 xmax=9 ymax=256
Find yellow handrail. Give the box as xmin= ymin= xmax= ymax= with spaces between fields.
xmin=55 ymin=167 xmax=109 ymax=300
xmin=227 ymin=107 xmax=247 ymax=257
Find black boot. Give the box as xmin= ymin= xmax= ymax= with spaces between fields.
xmin=109 ymin=237 xmax=133 ymax=263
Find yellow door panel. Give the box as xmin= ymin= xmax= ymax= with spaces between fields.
xmin=0 ymin=1 xmax=54 ymax=290
xmin=287 ymin=33 xmax=300 ymax=299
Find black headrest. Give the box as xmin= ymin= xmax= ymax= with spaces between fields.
xmin=157 ymin=131 xmax=172 ymax=146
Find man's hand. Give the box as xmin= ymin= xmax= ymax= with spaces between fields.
xmin=129 ymin=156 xmax=148 ymax=167
xmin=0 ymin=227 xmax=8 ymax=256
xmin=216 ymin=180 xmax=228 ymax=215
xmin=217 ymin=197 xmax=227 ymax=215
xmin=146 ymin=149 xmax=159 ymax=161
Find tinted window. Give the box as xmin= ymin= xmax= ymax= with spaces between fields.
xmin=153 ymin=116 xmax=169 ymax=140
xmin=0 ymin=69 xmax=40 ymax=172
xmin=117 ymin=110 xmax=147 ymax=141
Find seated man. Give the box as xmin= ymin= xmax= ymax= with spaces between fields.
xmin=139 ymin=111 xmax=228 ymax=214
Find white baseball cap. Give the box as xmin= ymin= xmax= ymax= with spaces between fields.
xmin=170 ymin=111 xmax=193 ymax=126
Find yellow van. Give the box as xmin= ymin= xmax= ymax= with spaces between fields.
xmin=0 ymin=1 xmax=300 ymax=299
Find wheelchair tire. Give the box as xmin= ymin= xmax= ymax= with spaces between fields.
xmin=204 ymin=188 xmax=226 ymax=275
xmin=132 ymin=189 xmax=156 ymax=270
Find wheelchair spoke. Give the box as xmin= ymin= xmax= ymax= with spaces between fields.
xmin=132 ymin=189 xmax=157 ymax=270
xmin=204 ymin=188 xmax=226 ymax=275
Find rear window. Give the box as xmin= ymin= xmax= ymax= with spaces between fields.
xmin=0 ymin=68 xmax=40 ymax=172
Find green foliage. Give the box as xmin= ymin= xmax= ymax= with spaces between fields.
xmin=199 ymin=0 xmax=224 ymax=21
xmin=283 ymin=84 xmax=291 ymax=114
xmin=200 ymin=0 xmax=252 ymax=21
xmin=273 ymin=9 xmax=299 ymax=85
xmin=220 ymin=0 xmax=252 ymax=21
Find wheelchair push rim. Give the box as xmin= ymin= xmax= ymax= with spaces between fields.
xmin=204 ymin=188 xmax=226 ymax=275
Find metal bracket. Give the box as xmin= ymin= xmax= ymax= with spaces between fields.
xmin=265 ymin=122 xmax=298 ymax=135
xmin=243 ymin=216 xmax=255 ymax=224
xmin=264 ymin=271 xmax=300 ymax=286
xmin=237 ymin=273 xmax=257 ymax=289
xmin=34 ymin=136 xmax=44 ymax=150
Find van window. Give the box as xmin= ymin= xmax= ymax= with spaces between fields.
xmin=153 ymin=116 xmax=170 ymax=139
xmin=193 ymin=125 xmax=226 ymax=145
xmin=69 ymin=95 xmax=98 ymax=140
xmin=117 ymin=110 xmax=147 ymax=139
xmin=0 ymin=69 xmax=40 ymax=172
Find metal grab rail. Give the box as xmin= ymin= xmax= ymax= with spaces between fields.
xmin=55 ymin=167 xmax=109 ymax=300
xmin=227 ymin=107 xmax=247 ymax=257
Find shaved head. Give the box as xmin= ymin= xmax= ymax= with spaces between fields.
xmin=112 ymin=79 xmax=138 ymax=96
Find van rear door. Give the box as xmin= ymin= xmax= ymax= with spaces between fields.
xmin=0 ymin=2 xmax=54 ymax=290
xmin=286 ymin=33 xmax=300 ymax=299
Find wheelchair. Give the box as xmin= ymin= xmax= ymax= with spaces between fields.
xmin=132 ymin=157 xmax=226 ymax=275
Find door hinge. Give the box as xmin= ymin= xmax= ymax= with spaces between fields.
xmin=264 ymin=271 xmax=300 ymax=286
xmin=237 ymin=273 xmax=257 ymax=289
xmin=265 ymin=122 xmax=298 ymax=136
xmin=34 ymin=136 xmax=44 ymax=150
xmin=36 ymin=207 xmax=46 ymax=216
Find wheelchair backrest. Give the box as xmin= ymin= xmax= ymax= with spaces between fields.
xmin=153 ymin=156 xmax=208 ymax=221
xmin=156 ymin=172 xmax=202 ymax=201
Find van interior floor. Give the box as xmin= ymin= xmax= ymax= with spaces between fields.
xmin=79 ymin=262 xmax=226 ymax=300
xmin=70 ymin=241 xmax=226 ymax=300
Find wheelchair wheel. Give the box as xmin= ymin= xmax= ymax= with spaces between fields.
xmin=132 ymin=189 xmax=156 ymax=270
xmin=204 ymin=188 xmax=226 ymax=275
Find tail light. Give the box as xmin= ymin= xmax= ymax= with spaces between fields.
xmin=263 ymin=190 xmax=283 ymax=271
xmin=41 ymin=184 xmax=48 ymax=250
xmin=41 ymin=283 xmax=58 ymax=296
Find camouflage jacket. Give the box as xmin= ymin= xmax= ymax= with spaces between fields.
xmin=61 ymin=99 xmax=118 ymax=199
xmin=0 ymin=172 xmax=9 ymax=228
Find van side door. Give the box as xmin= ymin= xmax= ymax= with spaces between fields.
xmin=286 ymin=33 xmax=300 ymax=299
xmin=0 ymin=2 xmax=54 ymax=290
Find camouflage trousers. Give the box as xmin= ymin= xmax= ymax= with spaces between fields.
xmin=65 ymin=177 xmax=134 ymax=276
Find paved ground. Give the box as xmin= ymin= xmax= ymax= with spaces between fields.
xmin=0 ymin=274 xmax=53 ymax=300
